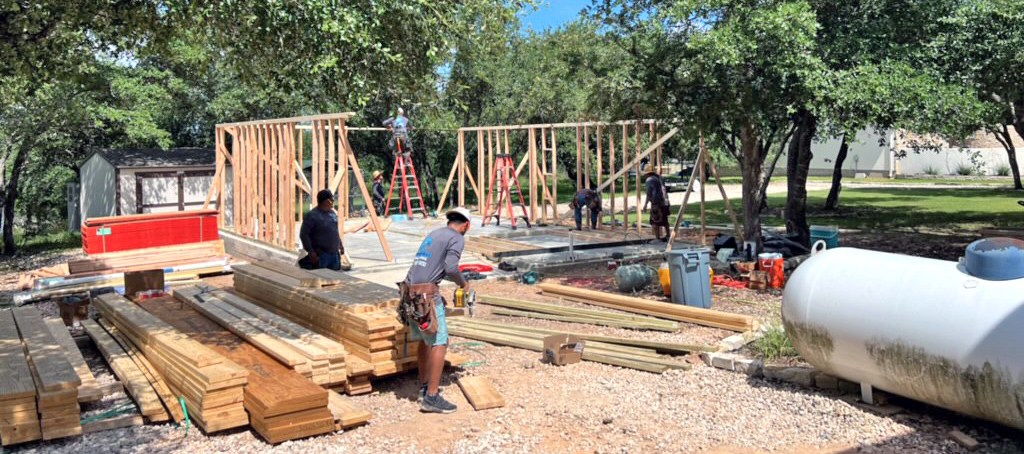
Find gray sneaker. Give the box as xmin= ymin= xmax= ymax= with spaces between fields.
xmin=418 ymin=384 xmax=427 ymax=402
xmin=420 ymin=393 xmax=457 ymax=414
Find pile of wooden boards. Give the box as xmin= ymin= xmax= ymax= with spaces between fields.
xmin=138 ymin=296 xmax=337 ymax=443
xmin=174 ymin=284 xmax=348 ymax=387
xmin=538 ymin=283 xmax=756 ymax=332
xmin=0 ymin=310 xmax=42 ymax=445
xmin=68 ymin=240 xmax=228 ymax=276
xmin=231 ymin=263 xmax=416 ymax=394
xmin=478 ymin=295 xmax=680 ymax=331
xmin=94 ymin=293 xmax=250 ymax=432
xmin=448 ymin=317 xmax=697 ymax=373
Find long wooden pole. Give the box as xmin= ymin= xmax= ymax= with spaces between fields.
xmin=458 ymin=130 xmax=466 ymax=208
xmin=665 ymin=143 xmax=706 ymax=250
xmin=596 ymin=125 xmax=603 ymax=229
xmin=622 ymin=124 xmax=628 ymax=231
xmin=635 ymin=122 xmax=642 ymax=234
xmin=609 ymin=132 xmax=616 ymax=230
xmin=341 ymin=133 xmax=393 ymax=262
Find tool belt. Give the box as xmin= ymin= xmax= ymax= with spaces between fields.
xmin=397 ymin=282 xmax=439 ymax=335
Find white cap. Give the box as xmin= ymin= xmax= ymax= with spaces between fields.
xmin=445 ymin=207 xmax=471 ymax=223
xmin=398 ymin=107 xmax=405 ymax=115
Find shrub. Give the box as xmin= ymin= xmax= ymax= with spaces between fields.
xmin=995 ymin=163 xmax=1011 ymax=177
xmin=752 ymin=322 xmax=798 ymax=361
xmin=922 ymin=165 xmax=939 ymax=176
xmin=954 ymin=162 xmax=975 ymax=176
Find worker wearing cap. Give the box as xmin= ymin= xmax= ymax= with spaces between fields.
xmin=371 ymin=170 xmax=386 ymax=216
xmin=383 ymin=107 xmax=413 ymax=157
xmin=401 ymin=207 xmax=471 ymax=413
xmin=299 ymin=189 xmax=351 ymax=271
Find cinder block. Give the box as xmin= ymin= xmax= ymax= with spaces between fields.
xmin=736 ymin=358 xmax=763 ymax=377
xmin=814 ymin=374 xmax=839 ymax=389
xmin=710 ymin=354 xmax=737 ymax=371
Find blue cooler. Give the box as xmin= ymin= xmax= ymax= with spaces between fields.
xmin=810 ymin=225 xmax=839 ymax=249
xmin=667 ymin=247 xmax=712 ymax=308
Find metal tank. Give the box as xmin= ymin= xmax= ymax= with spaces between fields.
xmin=782 ymin=240 xmax=1024 ymax=430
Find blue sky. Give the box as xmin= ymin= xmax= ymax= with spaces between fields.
xmin=520 ymin=0 xmax=592 ymax=32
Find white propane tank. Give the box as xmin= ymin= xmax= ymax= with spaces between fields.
xmin=782 ymin=246 xmax=1024 ymax=430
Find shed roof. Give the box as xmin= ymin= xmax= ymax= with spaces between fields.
xmin=89 ymin=148 xmax=215 ymax=168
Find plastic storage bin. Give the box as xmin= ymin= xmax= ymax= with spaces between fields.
xmin=667 ymin=247 xmax=712 ymax=308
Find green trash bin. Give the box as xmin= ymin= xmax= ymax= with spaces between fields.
xmin=667 ymin=247 xmax=712 ymax=308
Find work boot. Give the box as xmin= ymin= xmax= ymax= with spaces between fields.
xmin=420 ymin=393 xmax=457 ymax=414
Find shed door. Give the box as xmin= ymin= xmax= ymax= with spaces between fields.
xmin=135 ymin=170 xmax=215 ymax=214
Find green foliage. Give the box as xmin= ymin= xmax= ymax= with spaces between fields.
xmin=995 ymin=163 xmax=1011 ymax=177
xmin=954 ymin=162 xmax=976 ymax=176
xmin=923 ymin=165 xmax=940 ymax=176
xmin=753 ymin=323 xmax=798 ymax=361
xmin=15 ymin=227 xmax=81 ymax=254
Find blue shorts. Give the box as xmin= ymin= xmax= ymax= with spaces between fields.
xmin=408 ymin=294 xmax=448 ymax=346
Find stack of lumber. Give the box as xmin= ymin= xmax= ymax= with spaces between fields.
xmin=43 ymin=319 xmax=101 ymax=403
xmin=174 ymin=284 xmax=348 ymax=387
xmin=138 ymin=296 xmax=338 ymax=443
xmin=231 ymin=263 xmax=417 ymax=393
xmin=68 ymin=240 xmax=228 ymax=276
xmin=0 ymin=310 xmax=41 ymax=445
xmin=447 ymin=317 xmax=696 ymax=374
xmin=538 ymin=283 xmax=757 ymax=332
xmin=10 ymin=307 xmax=82 ymax=440
xmin=80 ymin=320 xmax=174 ymax=423
xmin=478 ymin=295 xmax=680 ymax=331
xmin=93 ymin=293 xmax=249 ymax=432
xmin=326 ymin=390 xmax=372 ymax=430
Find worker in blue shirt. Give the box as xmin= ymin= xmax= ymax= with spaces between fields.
xmin=383 ymin=107 xmax=413 ymax=157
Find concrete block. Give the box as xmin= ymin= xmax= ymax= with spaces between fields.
xmin=814 ymin=373 xmax=839 ymax=390
xmin=948 ymin=430 xmax=979 ymax=451
xmin=710 ymin=354 xmax=737 ymax=371
xmin=778 ymin=367 xmax=818 ymax=387
xmin=717 ymin=333 xmax=751 ymax=352
xmin=736 ymin=358 xmax=763 ymax=377
xmin=762 ymin=365 xmax=787 ymax=380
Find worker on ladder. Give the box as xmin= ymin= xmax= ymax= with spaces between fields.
xmin=383 ymin=107 xmax=413 ymax=158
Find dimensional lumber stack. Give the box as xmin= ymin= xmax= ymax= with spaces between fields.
xmin=80 ymin=320 xmax=173 ymax=423
xmin=67 ymin=240 xmax=228 ymax=276
xmin=43 ymin=318 xmax=101 ymax=404
xmin=94 ymin=293 xmax=249 ymax=432
xmin=174 ymin=284 xmax=348 ymax=387
xmin=0 ymin=310 xmax=41 ymax=445
xmin=231 ymin=263 xmax=416 ymax=393
xmin=10 ymin=307 xmax=82 ymax=440
xmin=138 ymin=296 xmax=335 ymax=443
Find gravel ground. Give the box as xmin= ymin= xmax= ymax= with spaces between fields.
xmin=6 ymin=243 xmax=1024 ymax=453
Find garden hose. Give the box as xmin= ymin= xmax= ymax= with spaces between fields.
xmin=449 ymin=342 xmax=488 ymax=366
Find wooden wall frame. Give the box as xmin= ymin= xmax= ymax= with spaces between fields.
xmin=204 ymin=112 xmax=393 ymax=262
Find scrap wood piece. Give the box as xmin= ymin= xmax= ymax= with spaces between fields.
xmin=42 ymin=318 xmax=101 ymax=404
xmin=456 ymin=376 xmax=505 ymax=411
xmin=96 ymin=318 xmax=184 ymax=423
xmin=326 ymin=390 xmax=372 ymax=429
xmin=251 ymin=261 xmax=323 ymax=287
xmin=488 ymin=307 xmax=679 ymax=332
xmin=450 ymin=318 xmax=714 ymax=354
xmin=537 ymin=283 xmax=755 ymax=332
xmin=80 ymin=320 xmax=167 ymax=421
xmin=11 ymin=307 xmax=82 ymax=392
xmin=478 ymin=295 xmax=676 ymax=326
xmin=81 ymin=414 xmax=143 ymax=434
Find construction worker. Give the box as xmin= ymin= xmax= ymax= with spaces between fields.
xmin=642 ymin=165 xmax=671 ymax=241
xmin=299 ymin=189 xmax=352 ymax=271
xmin=569 ymin=187 xmax=602 ymax=230
xmin=382 ymin=107 xmax=413 ymax=157
xmin=371 ymin=170 xmax=386 ymax=216
xmin=399 ymin=207 xmax=471 ymax=414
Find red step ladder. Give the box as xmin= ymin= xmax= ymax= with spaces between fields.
xmin=482 ymin=154 xmax=531 ymax=229
xmin=384 ymin=138 xmax=430 ymax=218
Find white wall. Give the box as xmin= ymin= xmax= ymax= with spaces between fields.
xmin=79 ymin=154 xmax=116 ymax=220
xmin=895 ymin=148 xmax=1021 ymax=176
xmin=774 ymin=129 xmax=893 ymax=177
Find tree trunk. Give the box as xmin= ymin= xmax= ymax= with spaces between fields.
xmin=784 ymin=111 xmax=816 ymax=248
xmin=996 ymin=125 xmax=1023 ymax=190
xmin=3 ymin=145 xmax=30 ymax=255
xmin=739 ymin=121 xmax=765 ymax=252
xmin=824 ymin=133 xmax=849 ymax=210
xmin=1009 ymin=97 xmax=1024 ymax=190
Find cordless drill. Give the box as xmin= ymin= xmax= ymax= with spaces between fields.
xmin=453 ymin=288 xmax=476 ymax=316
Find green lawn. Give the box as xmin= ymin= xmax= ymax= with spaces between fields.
xmin=15 ymin=227 xmax=81 ymax=254
xmin=710 ymin=176 xmax=1012 ymax=186
xmin=691 ymin=187 xmax=1024 ymax=231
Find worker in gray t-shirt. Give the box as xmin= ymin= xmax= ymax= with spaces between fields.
xmin=404 ymin=207 xmax=471 ymax=414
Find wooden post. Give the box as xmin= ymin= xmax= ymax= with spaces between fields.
xmin=596 ymin=125 xmax=603 ymax=229
xmin=635 ymin=122 xmax=642 ymax=234
xmin=609 ymin=132 xmax=616 ymax=230
xmin=299 ymin=127 xmax=305 ymax=213
xmin=699 ymin=139 xmax=706 ymax=246
xmin=528 ymin=128 xmax=537 ymax=221
xmin=458 ymin=130 xmax=466 ymax=208
xmin=540 ymin=127 xmax=548 ymax=223
xmin=272 ymin=124 xmax=281 ymax=247
xmin=575 ymin=126 xmax=582 ymax=188
xmin=477 ymin=130 xmax=485 ymax=211
xmin=665 ymin=143 xmax=706 ymax=250
xmin=584 ymin=125 xmax=591 ymax=189
xmin=551 ymin=128 xmax=558 ymax=220
xmin=342 ymin=137 xmax=394 ymax=262
xmin=622 ymin=124 xmax=628 ymax=232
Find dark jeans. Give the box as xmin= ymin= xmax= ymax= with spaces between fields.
xmin=318 ymin=251 xmax=341 ymax=271
xmin=574 ymin=205 xmax=599 ymax=230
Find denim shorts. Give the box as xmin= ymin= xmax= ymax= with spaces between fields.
xmin=407 ymin=294 xmax=448 ymax=346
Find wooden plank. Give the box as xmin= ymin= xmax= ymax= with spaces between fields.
xmin=251 ymin=261 xmax=321 ymax=287
xmin=96 ymin=319 xmax=185 ymax=423
xmin=0 ymin=311 xmax=37 ymax=400
xmin=11 ymin=308 xmax=81 ymax=392
xmin=326 ymin=390 xmax=372 ymax=429
xmin=43 ymin=319 xmax=101 ymax=403
xmin=81 ymin=320 xmax=167 ymax=419
xmin=0 ymin=420 xmax=41 ymax=446
xmin=81 ymin=414 xmax=143 ymax=434
xmin=457 ymin=376 xmax=505 ymax=411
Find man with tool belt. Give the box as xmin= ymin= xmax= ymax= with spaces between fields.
xmin=399 ymin=207 xmax=471 ymax=413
